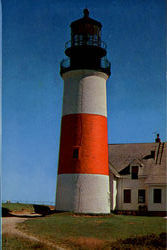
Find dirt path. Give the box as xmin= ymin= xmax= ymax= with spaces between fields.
xmin=2 ymin=214 xmax=65 ymax=250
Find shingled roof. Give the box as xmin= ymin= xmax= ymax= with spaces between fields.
xmin=108 ymin=142 xmax=167 ymax=184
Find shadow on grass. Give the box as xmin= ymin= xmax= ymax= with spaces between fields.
xmin=2 ymin=207 xmax=13 ymax=217
xmin=2 ymin=205 xmax=57 ymax=218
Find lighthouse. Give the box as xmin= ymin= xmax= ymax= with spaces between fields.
xmin=56 ymin=9 xmax=111 ymax=214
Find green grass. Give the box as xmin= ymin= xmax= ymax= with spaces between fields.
xmin=18 ymin=213 xmax=166 ymax=249
xmin=2 ymin=203 xmax=34 ymax=212
xmin=2 ymin=233 xmax=166 ymax=250
xmin=2 ymin=233 xmax=50 ymax=250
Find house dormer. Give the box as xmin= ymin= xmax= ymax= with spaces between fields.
xmin=129 ymin=159 xmax=144 ymax=180
xmin=118 ymin=159 xmax=144 ymax=179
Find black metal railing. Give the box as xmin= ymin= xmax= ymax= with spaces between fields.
xmin=60 ymin=57 xmax=111 ymax=71
xmin=101 ymin=57 xmax=111 ymax=69
xmin=65 ymin=39 xmax=107 ymax=50
xmin=60 ymin=58 xmax=70 ymax=68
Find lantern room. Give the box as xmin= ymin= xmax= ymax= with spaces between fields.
xmin=60 ymin=9 xmax=111 ymax=76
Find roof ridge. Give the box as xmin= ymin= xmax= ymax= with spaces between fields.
xmin=108 ymin=142 xmax=167 ymax=145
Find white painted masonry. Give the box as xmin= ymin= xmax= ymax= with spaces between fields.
xmin=56 ymin=174 xmax=110 ymax=214
xmin=62 ymin=70 xmax=108 ymax=117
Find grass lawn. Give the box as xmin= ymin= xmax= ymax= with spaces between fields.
xmin=18 ymin=212 xmax=166 ymax=249
xmin=2 ymin=203 xmax=34 ymax=212
xmin=2 ymin=233 xmax=50 ymax=250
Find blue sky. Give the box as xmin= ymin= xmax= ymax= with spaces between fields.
xmin=2 ymin=0 xmax=166 ymax=203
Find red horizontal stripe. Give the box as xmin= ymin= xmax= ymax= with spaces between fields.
xmin=58 ymin=113 xmax=109 ymax=175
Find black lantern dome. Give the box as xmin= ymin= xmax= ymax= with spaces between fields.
xmin=60 ymin=9 xmax=111 ymax=76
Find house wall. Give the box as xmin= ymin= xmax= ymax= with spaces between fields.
xmin=116 ymin=177 xmax=148 ymax=211
xmin=148 ymin=185 xmax=167 ymax=211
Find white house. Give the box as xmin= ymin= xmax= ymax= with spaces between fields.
xmin=108 ymin=141 xmax=167 ymax=216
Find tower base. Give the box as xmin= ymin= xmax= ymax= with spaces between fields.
xmin=56 ymin=174 xmax=110 ymax=214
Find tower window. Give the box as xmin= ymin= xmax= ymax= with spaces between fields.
xmin=138 ymin=189 xmax=145 ymax=203
xmin=131 ymin=166 xmax=138 ymax=179
xmin=153 ymin=189 xmax=161 ymax=203
xmin=124 ymin=189 xmax=131 ymax=203
xmin=73 ymin=148 xmax=79 ymax=159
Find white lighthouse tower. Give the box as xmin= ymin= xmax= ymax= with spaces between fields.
xmin=56 ymin=9 xmax=111 ymax=214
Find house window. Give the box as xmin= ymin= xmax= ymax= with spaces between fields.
xmin=131 ymin=166 xmax=138 ymax=179
xmin=73 ymin=148 xmax=79 ymax=159
xmin=153 ymin=189 xmax=161 ymax=203
xmin=138 ymin=189 xmax=145 ymax=203
xmin=124 ymin=189 xmax=131 ymax=203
